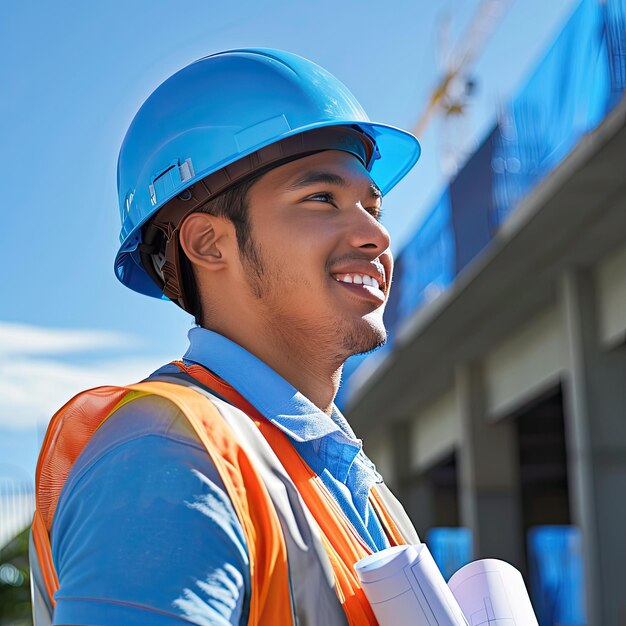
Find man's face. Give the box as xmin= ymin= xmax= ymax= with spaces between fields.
xmin=235 ymin=149 xmax=393 ymax=360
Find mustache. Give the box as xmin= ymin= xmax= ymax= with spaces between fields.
xmin=326 ymin=254 xmax=388 ymax=272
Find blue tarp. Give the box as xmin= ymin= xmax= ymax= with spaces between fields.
xmin=426 ymin=527 xmax=473 ymax=582
xmin=493 ymin=0 xmax=623 ymax=224
xmin=603 ymin=0 xmax=626 ymax=93
xmin=528 ymin=526 xmax=587 ymax=626
xmin=449 ymin=127 xmax=499 ymax=273
xmin=387 ymin=189 xmax=455 ymax=331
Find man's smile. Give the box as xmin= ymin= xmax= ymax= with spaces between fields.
xmin=330 ymin=259 xmax=388 ymax=305
xmin=333 ymin=273 xmax=382 ymax=290
xmin=329 ymin=257 xmax=389 ymax=305
xmin=331 ymin=275 xmax=386 ymax=304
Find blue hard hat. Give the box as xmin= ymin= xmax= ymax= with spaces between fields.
xmin=114 ymin=48 xmax=421 ymax=301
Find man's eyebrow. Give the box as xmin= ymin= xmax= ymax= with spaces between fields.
xmin=286 ymin=171 xmax=348 ymax=191
xmin=286 ymin=170 xmax=382 ymax=201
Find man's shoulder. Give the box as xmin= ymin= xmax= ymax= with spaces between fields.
xmin=49 ymin=376 xmax=251 ymax=626
xmin=61 ymin=383 xmax=203 ymax=486
xmin=82 ymin=360 xmax=209 ymax=451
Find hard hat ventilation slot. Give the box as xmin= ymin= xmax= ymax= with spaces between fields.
xmin=149 ymin=159 xmax=195 ymax=207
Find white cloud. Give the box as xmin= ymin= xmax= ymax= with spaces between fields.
xmin=0 ymin=321 xmax=135 ymax=357
xmin=0 ymin=323 xmax=169 ymax=429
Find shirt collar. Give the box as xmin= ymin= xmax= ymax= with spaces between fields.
xmin=182 ymin=327 xmax=361 ymax=450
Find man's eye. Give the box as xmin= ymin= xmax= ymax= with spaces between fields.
xmin=306 ymin=192 xmax=334 ymax=203
xmin=369 ymin=206 xmax=383 ymax=221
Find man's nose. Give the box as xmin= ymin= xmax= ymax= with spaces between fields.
xmin=347 ymin=205 xmax=391 ymax=252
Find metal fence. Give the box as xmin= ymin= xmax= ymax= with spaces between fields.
xmin=0 ymin=481 xmax=34 ymax=549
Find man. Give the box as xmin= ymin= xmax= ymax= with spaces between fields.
xmin=31 ymin=48 xmax=422 ymax=625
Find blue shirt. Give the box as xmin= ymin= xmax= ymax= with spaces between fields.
xmin=51 ymin=327 xmax=388 ymax=626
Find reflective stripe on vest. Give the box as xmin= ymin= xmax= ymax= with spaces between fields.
xmin=32 ymin=364 xmax=419 ymax=625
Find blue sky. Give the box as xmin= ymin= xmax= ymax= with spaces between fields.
xmin=0 ymin=0 xmax=579 ymax=482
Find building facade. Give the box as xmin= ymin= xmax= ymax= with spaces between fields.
xmin=344 ymin=2 xmax=626 ymax=623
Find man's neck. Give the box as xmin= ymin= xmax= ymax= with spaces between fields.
xmin=263 ymin=345 xmax=343 ymax=416
xmin=207 ymin=322 xmax=344 ymax=415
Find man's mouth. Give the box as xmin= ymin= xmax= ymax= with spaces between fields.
xmin=329 ymin=257 xmax=389 ymax=303
xmin=333 ymin=273 xmax=383 ymax=291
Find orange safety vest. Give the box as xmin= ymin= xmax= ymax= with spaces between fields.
xmin=31 ymin=361 xmax=419 ymax=625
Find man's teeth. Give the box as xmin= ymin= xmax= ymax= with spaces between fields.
xmin=336 ymin=274 xmax=381 ymax=290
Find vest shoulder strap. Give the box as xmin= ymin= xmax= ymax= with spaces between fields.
xmin=128 ymin=381 xmax=294 ymax=626
xmin=33 ymin=381 xmax=293 ymax=626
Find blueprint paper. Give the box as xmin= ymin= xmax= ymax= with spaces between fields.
xmin=355 ymin=544 xmax=538 ymax=626
xmin=448 ymin=559 xmax=539 ymax=626
xmin=355 ymin=544 xmax=468 ymax=625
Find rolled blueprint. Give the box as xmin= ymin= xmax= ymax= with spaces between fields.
xmin=448 ymin=559 xmax=539 ymax=626
xmin=355 ymin=545 xmax=539 ymax=626
xmin=354 ymin=544 xmax=468 ymax=625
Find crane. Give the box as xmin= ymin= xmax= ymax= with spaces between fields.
xmin=413 ymin=0 xmax=513 ymax=174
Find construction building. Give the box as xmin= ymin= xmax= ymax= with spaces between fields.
xmin=343 ymin=1 xmax=626 ymax=624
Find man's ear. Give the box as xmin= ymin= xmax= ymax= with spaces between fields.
xmin=179 ymin=213 xmax=233 ymax=271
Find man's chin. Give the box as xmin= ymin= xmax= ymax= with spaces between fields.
xmin=341 ymin=318 xmax=387 ymax=357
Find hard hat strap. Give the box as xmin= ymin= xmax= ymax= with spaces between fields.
xmin=141 ymin=125 xmax=375 ymax=310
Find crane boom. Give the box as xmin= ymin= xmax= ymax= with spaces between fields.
xmin=413 ymin=0 xmax=512 ymax=138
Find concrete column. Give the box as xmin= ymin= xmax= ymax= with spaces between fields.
xmin=455 ymin=362 xmax=524 ymax=569
xmin=389 ymin=421 xmax=433 ymax=536
xmin=402 ymin=474 xmax=436 ymax=538
xmin=390 ymin=420 xmax=411 ymax=495
xmin=561 ymin=269 xmax=626 ymax=626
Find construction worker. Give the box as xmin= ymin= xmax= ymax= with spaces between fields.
xmin=30 ymin=48 xmax=422 ymax=625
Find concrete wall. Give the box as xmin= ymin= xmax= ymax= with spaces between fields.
xmin=483 ymin=306 xmax=568 ymax=420
xmin=409 ymin=389 xmax=459 ymax=472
